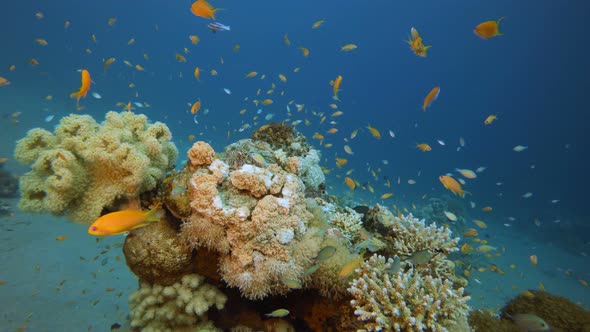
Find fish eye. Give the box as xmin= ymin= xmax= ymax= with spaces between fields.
xmin=91 ymin=226 xmax=97 ymax=231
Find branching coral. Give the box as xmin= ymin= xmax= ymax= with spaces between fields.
xmin=128 ymin=274 xmax=226 ymax=332
xmin=389 ymin=213 xmax=460 ymax=279
xmin=14 ymin=111 xmax=178 ymax=223
xmin=348 ymin=254 xmax=470 ymax=332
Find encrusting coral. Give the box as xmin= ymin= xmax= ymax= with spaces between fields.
xmin=14 ymin=111 xmax=178 ymax=223
xmin=348 ymin=254 xmax=470 ymax=332
xmin=128 ymin=273 xmax=226 ymax=332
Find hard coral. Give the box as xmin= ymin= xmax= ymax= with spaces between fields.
xmin=123 ymin=216 xmax=193 ymax=285
xmin=14 ymin=111 xmax=177 ymax=223
xmin=180 ymin=141 xmax=320 ymax=300
xmin=348 ymin=254 xmax=470 ymax=332
xmin=128 ymin=274 xmax=226 ymax=332
xmin=250 ymin=122 xmax=294 ymax=149
xmin=501 ymin=290 xmax=590 ymax=332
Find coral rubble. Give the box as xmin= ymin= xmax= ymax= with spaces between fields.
xmin=14 ymin=111 xmax=177 ymax=224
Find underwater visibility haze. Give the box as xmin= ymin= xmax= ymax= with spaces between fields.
xmin=0 ymin=0 xmax=589 ymax=331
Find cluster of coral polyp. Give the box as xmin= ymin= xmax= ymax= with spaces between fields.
xmin=180 ymin=140 xmax=323 ymax=300
xmin=13 ymin=111 xmax=178 ymax=223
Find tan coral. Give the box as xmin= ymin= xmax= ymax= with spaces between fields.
xmin=229 ymin=164 xmax=272 ymax=198
xmin=128 ymin=274 xmax=226 ymax=332
xmin=348 ymin=254 xmax=470 ymax=332
xmin=188 ymin=141 xmax=216 ymax=167
xmin=182 ymin=155 xmax=318 ymax=299
xmin=14 ymin=111 xmax=177 ymax=224
xmin=123 ymin=217 xmax=193 ymax=285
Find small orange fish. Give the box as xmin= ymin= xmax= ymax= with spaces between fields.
xmin=55 ymin=236 xmax=68 ymax=241
xmin=331 ymin=75 xmax=342 ymax=99
xmin=344 ymin=177 xmax=356 ymax=190
xmin=176 ymin=53 xmax=187 ymax=62
xmin=191 ymin=99 xmax=201 ymax=114
xmin=339 ymin=257 xmax=363 ymax=279
xmin=407 ymin=27 xmax=431 ymax=57
xmin=416 ymin=143 xmax=431 ymax=152
xmin=484 ymin=114 xmax=498 ymax=125
xmin=189 ymin=35 xmax=200 ymax=44
xmin=190 ymin=0 xmax=219 ymax=20
xmin=70 ymin=69 xmax=91 ymax=106
xmin=35 ymin=38 xmax=48 ymax=46
xmin=530 ymin=255 xmax=538 ymax=266
xmin=474 ymin=17 xmax=504 ymax=39
xmin=422 ymin=86 xmax=440 ymax=111
xmin=0 ymin=77 xmax=10 ymax=87
xmin=367 ymin=125 xmax=381 ymax=139
xmin=460 ymin=243 xmax=473 ymax=254
xmin=463 ymin=228 xmax=478 ymax=237
xmin=439 ymin=175 xmax=468 ymax=198
xmin=88 ymin=206 xmax=163 ymax=236
xmin=482 ymin=206 xmax=493 ymax=212
xmin=300 ymin=46 xmax=310 ymax=57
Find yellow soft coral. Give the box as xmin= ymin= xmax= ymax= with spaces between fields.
xmin=14 ymin=111 xmax=178 ymax=224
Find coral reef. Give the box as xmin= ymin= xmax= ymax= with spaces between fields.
xmin=348 ymin=254 xmax=470 ymax=332
xmin=128 ymin=274 xmax=226 ymax=332
xmin=501 ymin=290 xmax=590 ymax=332
xmin=180 ymin=141 xmax=323 ymax=300
xmin=123 ymin=216 xmax=193 ymax=285
xmin=13 ymin=111 xmax=178 ymax=223
xmin=250 ymin=122 xmax=295 ymax=150
xmin=467 ymin=310 xmax=520 ymax=332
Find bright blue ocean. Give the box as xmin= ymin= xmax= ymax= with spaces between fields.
xmin=0 ymin=0 xmax=589 ymax=330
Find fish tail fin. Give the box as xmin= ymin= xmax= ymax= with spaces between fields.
xmin=70 ymin=91 xmax=81 ymax=106
xmin=144 ymin=204 xmax=165 ymax=222
xmin=460 ymin=190 xmax=472 ymax=198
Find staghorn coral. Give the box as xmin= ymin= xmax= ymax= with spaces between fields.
xmin=128 ymin=274 xmax=226 ymax=332
xmin=389 ymin=213 xmax=460 ymax=279
xmin=14 ymin=111 xmax=177 ymax=223
xmin=327 ymin=206 xmax=364 ymax=241
xmin=348 ymin=254 xmax=470 ymax=332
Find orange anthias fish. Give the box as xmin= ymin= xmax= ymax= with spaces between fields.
xmin=331 ymin=75 xmax=342 ymax=100
xmin=439 ymin=175 xmax=468 ymax=198
xmin=190 ymin=0 xmax=219 ymax=20
xmin=474 ymin=17 xmax=504 ymax=39
xmin=88 ymin=206 xmax=163 ymax=236
xmin=70 ymin=69 xmax=91 ymax=106
xmin=407 ymin=27 xmax=431 ymax=57
xmin=422 ymin=86 xmax=440 ymax=111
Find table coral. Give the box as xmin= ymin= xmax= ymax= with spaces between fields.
xmin=128 ymin=274 xmax=226 ymax=332
xmin=348 ymin=254 xmax=470 ymax=332
xmin=14 ymin=111 xmax=177 ymax=223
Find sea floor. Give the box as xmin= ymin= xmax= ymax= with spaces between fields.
xmin=0 ymin=195 xmax=588 ymax=331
